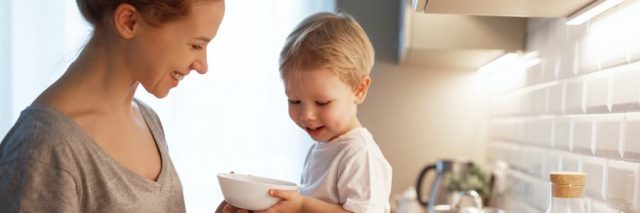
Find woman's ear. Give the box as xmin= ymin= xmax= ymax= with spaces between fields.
xmin=113 ymin=4 xmax=138 ymax=39
xmin=354 ymin=76 xmax=371 ymax=104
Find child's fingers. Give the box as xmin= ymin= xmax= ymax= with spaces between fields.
xmin=268 ymin=189 xmax=298 ymax=200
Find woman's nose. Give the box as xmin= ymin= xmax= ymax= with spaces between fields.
xmin=191 ymin=53 xmax=208 ymax=74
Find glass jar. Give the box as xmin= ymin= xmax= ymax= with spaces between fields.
xmin=545 ymin=172 xmax=587 ymax=213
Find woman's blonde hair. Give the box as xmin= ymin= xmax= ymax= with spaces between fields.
xmin=279 ymin=12 xmax=374 ymax=89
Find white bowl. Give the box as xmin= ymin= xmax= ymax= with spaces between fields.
xmin=217 ymin=173 xmax=299 ymax=211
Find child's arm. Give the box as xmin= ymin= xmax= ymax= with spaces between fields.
xmin=300 ymin=194 xmax=351 ymax=213
xmin=257 ymin=189 xmax=351 ymax=213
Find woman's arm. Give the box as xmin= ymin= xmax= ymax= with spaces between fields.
xmin=216 ymin=201 xmax=252 ymax=213
xmin=215 ymin=201 xmax=226 ymax=213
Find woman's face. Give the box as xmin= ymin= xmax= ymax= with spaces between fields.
xmin=127 ymin=0 xmax=225 ymax=98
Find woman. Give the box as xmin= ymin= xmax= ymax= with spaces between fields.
xmin=0 ymin=0 xmax=224 ymax=212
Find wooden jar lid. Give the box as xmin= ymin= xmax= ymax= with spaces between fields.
xmin=550 ymin=172 xmax=586 ymax=185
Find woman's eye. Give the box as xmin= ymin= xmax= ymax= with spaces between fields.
xmin=191 ymin=44 xmax=203 ymax=50
xmin=288 ymin=100 xmax=300 ymax=104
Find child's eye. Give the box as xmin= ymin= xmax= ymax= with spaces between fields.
xmin=191 ymin=44 xmax=203 ymax=50
xmin=288 ymin=99 xmax=300 ymax=104
xmin=315 ymin=101 xmax=331 ymax=106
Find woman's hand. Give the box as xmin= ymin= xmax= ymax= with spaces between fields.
xmin=221 ymin=203 xmax=250 ymax=213
xmin=254 ymin=189 xmax=303 ymax=213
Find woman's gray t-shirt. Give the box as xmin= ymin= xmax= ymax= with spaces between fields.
xmin=0 ymin=100 xmax=186 ymax=212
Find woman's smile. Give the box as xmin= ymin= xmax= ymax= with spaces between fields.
xmin=170 ymin=71 xmax=186 ymax=87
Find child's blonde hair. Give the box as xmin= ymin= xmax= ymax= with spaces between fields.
xmin=279 ymin=12 xmax=374 ymax=89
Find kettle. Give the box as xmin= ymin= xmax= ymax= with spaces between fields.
xmin=415 ymin=160 xmax=474 ymax=213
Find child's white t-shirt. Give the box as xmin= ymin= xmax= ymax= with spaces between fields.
xmin=300 ymin=127 xmax=392 ymax=213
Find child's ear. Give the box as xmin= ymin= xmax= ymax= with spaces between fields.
xmin=354 ymin=77 xmax=371 ymax=104
xmin=113 ymin=3 xmax=139 ymax=39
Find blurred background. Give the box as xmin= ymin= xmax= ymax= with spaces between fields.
xmin=4 ymin=0 xmax=640 ymax=212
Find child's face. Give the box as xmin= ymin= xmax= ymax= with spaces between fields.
xmin=284 ymin=67 xmax=368 ymax=142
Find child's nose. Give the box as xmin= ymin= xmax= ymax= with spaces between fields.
xmin=300 ymin=107 xmax=316 ymax=121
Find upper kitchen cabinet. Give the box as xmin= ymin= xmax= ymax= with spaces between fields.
xmin=337 ymin=0 xmax=604 ymax=70
xmin=413 ymin=0 xmax=596 ymax=17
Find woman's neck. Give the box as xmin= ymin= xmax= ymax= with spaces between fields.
xmin=35 ymin=33 xmax=139 ymax=116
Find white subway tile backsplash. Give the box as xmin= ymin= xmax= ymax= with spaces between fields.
xmin=550 ymin=56 xmax=562 ymax=81
xmin=621 ymin=1 xmax=640 ymax=64
xmin=528 ymin=148 xmax=545 ymax=177
xmin=606 ymin=160 xmax=639 ymax=211
xmin=548 ymin=83 xmax=565 ymax=114
xmin=573 ymin=117 xmax=594 ymax=154
xmin=541 ymin=55 xmax=557 ymax=83
xmin=520 ymin=92 xmax=534 ymax=115
xmin=488 ymin=2 xmax=640 ymax=212
xmin=533 ymin=178 xmax=551 ymax=211
xmin=554 ymin=117 xmax=572 ymax=150
xmin=506 ymin=145 xmax=523 ymax=171
xmin=587 ymin=7 xmax=635 ymax=71
xmin=611 ymin=62 xmax=640 ymax=112
xmin=526 ymin=118 xmax=553 ymax=147
xmin=577 ymin=36 xmax=601 ymax=74
xmin=565 ymin=81 xmax=585 ymax=114
xmin=527 ymin=64 xmax=544 ymax=87
xmin=555 ymin=54 xmax=572 ymax=80
xmin=558 ymin=40 xmax=578 ymax=79
xmin=532 ymin=88 xmax=549 ymax=114
xmin=581 ymin=156 xmax=606 ymax=200
xmin=585 ymin=75 xmax=611 ymax=113
xmin=544 ymin=151 xmax=561 ymax=176
xmin=561 ymin=152 xmax=581 ymax=172
xmin=511 ymin=119 xmax=526 ymax=142
xmin=624 ymin=113 xmax=640 ymax=162
xmin=594 ymin=114 xmax=624 ymax=159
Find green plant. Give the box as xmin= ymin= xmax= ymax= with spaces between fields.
xmin=444 ymin=165 xmax=491 ymax=199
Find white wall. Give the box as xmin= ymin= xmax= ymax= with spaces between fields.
xmin=485 ymin=0 xmax=640 ymax=212
xmin=0 ymin=1 xmax=90 ymax=137
xmin=0 ymin=0 xmax=11 ymax=136
xmin=359 ymin=63 xmax=489 ymax=197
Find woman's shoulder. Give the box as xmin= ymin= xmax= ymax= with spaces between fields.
xmin=0 ymin=105 xmax=83 ymax=164
xmin=2 ymin=104 xmax=81 ymax=142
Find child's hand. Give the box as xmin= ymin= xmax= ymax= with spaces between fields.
xmin=255 ymin=189 xmax=303 ymax=213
